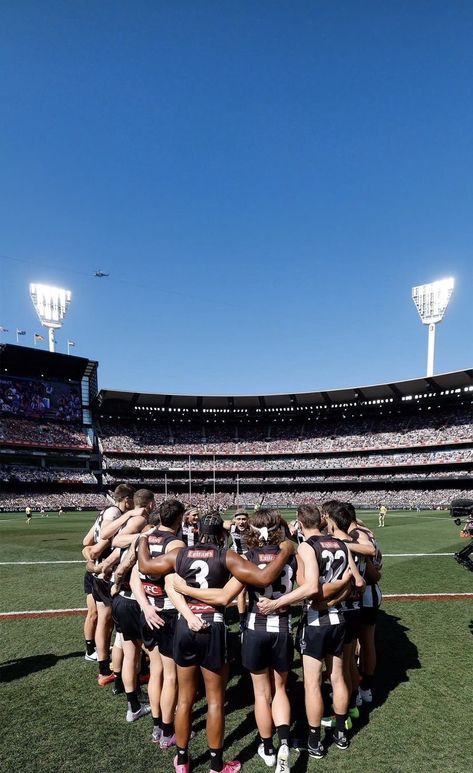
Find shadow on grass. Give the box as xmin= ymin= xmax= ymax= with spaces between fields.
xmin=0 ymin=651 xmax=82 ymax=682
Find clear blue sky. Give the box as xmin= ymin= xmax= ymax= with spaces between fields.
xmin=1 ymin=1 xmax=472 ymax=395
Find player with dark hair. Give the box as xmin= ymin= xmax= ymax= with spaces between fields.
xmin=138 ymin=511 xmax=295 ymax=773
xmin=82 ymin=484 xmax=135 ymax=685
xmin=325 ymin=503 xmax=374 ymax=721
xmin=132 ymin=498 xmax=187 ymax=747
xmin=258 ymin=503 xmax=363 ymax=758
xmin=174 ymin=508 xmax=296 ymax=773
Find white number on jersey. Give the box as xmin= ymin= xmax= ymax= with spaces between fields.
xmin=189 ymin=559 xmax=210 ymax=589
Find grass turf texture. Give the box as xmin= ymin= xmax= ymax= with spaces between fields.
xmin=1 ymin=510 xmax=472 ymax=772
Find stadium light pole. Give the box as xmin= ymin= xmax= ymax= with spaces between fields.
xmin=412 ymin=278 xmax=454 ymax=377
xmin=29 ymin=284 xmax=72 ymax=353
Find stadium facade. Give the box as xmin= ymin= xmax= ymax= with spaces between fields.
xmin=1 ymin=343 xmax=472 ymax=510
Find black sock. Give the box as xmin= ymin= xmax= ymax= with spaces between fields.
xmin=308 ymin=726 xmax=321 ymax=747
xmin=276 ymin=724 xmax=290 ymax=747
xmin=114 ymin=671 xmax=124 ymax=689
xmin=361 ymin=673 xmax=373 ymax=689
xmin=209 ymin=747 xmax=224 ymax=772
xmin=126 ymin=690 xmax=141 ymax=713
xmin=239 ymin=612 xmax=247 ymax=624
xmin=334 ymin=713 xmax=346 ymax=733
xmin=98 ymin=659 xmax=111 ymax=676
xmin=177 ymin=747 xmax=188 ymax=765
xmin=153 ymin=716 xmax=162 ymax=728
xmin=262 ymin=736 xmax=275 ymax=755
xmin=161 ymin=721 xmax=174 ymax=737
xmin=85 ymin=639 xmax=95 ymax=655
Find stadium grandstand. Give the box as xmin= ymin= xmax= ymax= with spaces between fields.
xmin=1 ymin=343 xmax=472 ymax=512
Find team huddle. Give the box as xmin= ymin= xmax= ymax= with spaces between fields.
xmin=82 ymin=485 xmax=383 ymax=772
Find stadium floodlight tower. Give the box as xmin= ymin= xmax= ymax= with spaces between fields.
xmin=412 ymin=277 xmax=454 ymax=377
xmin=29 ymin=283 xmax=72 ymax=353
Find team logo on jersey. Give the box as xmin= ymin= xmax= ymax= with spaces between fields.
xmin=142 ymin=582 xmax=165 ymax=596
xmin=188 ymin=550 xmax=213 ymax=559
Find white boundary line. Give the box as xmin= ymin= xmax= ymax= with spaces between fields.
xmin=383 ymin=552 xmax=454 ymax=557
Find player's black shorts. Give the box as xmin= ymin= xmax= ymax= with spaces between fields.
xmin=91 ymin=577 xmax=112 ymax=606
xmin=360 ymin=606 xmax=379 ymax=625
xmin=84 ymin=571 xmax=94 ymax=595
xmin=112 ymin=595 xmax=142 ymax=641
xmin=173 ymin=616 xmax=227 ymax=671
xmin=241 ymin=628 xmax=294 ymax=673
xmin=141 ymin=609 xmax=177 ymax=658
xmin=298 ymin=622 xmax=346 ymax=661
xmin=343 ymin=610 xmax=362 ymax=644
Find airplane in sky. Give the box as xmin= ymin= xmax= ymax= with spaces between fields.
xmin=94 ymin=270 xmax=109 ymax=277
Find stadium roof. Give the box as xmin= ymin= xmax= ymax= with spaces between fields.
xmin=96 ymin=368 xmax=473 ymax=413
xmin=0 ymin=344 xmax=97 ymax=383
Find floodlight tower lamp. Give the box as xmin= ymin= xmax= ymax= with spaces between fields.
xmin=29 ymin=283 xmax=72 ymax=353
xmin=411 ymin=277 xmax=454 ymax=377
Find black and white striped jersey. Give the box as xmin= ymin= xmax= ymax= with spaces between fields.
xmin=230 ymin=525 xmax=249 ymax=555
xmin=178 ymin=522 xmax=200 ymax=547
xmin=304 ymin=535 xmax=349 ymax=627
xmin=92 ymin=505 xmax=121 ymax=578
xmin=245 ymin=545 xmax=296 ymax=633
xmin=342 ymin=527 xmax=375 ymax=612
xmin=139 ymin=529 xmax=178 ymax=611
xmin=175 ymin=544 xmax=230 ymax=624
xmin=351 ymin=527 xmax=383 ymax=610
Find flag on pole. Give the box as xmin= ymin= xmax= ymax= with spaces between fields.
xmin=34 ymin=333 xmax=45 ymax=341
xmin=67 ymin=340 xmax=76 ymax=347
xmin=0 ymin=326 xmax=8 ymax=333
xmin=16 ymin=329 xmax=26 ymax=335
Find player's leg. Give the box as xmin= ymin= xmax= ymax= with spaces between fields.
xmin=328 ymin=653 xmax=350 ymax=748
xmin=202 ymin=665 xmax=241 ymax=773
xmin=146 ymin=646 xmax=164 ymax=741
xmin=251 ymin=669 xmax=276 ymax=765
xmin=159 ymin=652 xmax=178 ymax=747
xmin=95 ymin=600 xmax=114 ymax=682
xmin=84 ymin=591 xmax=97 ymax=661
xmin=302 ymin=654 xmax=325 ymax=757
xmin=123 ymin=638 xmax=149 ymax=721
xmin=175 ymin=664 xmax=199 ymax=770
xmin=272 ymin=669 xmax=291 ymax=772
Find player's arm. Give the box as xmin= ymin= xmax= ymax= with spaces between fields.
xmin=111 ymin=540 xmax=139 ymax=595
xmin=347 ymin=550 xmax=366 ymax=591
xmin=345 ymin=536 xmax=376 ymax=558
xmin=173 ymin=574 xmax=244 ymax=606
xmin=82 ymin=524 xmax=96 ymax=547
xmin=111 ymin=515 xmax=147 ymax=547
xmin=82 ymin=538 xmax=110 ymax=561
xmin=129 ymin=565 xmax=165 ymax=629
xmin=137 ymin=537 xmax=179 ymax=576
xmin=258 ymin=541 xmax=319 ymax=614
xmin=225 ymin=539 xmax=295 ymax=586
xmin=296 ymin=553 xmax=351 ymax=601
xmin=164 ymin=574 xmax=208 ymax=632
xmin=364 ymin=558 xmax=381 ymax=584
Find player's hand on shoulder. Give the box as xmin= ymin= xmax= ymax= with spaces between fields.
xmin=280 ymin=538 xmax=296 ymax=556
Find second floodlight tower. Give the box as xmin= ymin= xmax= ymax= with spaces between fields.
xmin=412 ymin=278 xmax=454 ymax=377
xmin=29 ymin=283 xmax=72 ymax=353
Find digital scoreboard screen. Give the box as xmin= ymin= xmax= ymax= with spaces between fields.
xmin=0 ymin=375 xmax=82 ymax=422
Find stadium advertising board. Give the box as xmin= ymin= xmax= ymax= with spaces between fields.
xmin=0 ymin=374 xmax=82 ymax=422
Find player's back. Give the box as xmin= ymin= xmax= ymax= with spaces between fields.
xmin=246 ymin=544 xmax=296 ymax=633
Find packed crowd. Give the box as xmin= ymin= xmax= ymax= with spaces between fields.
xmin=103 ymin=447 xmax=473 ymax=472
xmin=0 ymin=464 xmax=97 ymax=484
xmin=99 ymin=408 xmax=473 ymax=455
xmin=0 ymin=417 xmax=89 ymax=448
xmin=0 ymin=491 xmax=105 ymax=510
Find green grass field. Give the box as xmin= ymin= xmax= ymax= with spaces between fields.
xmin=1 ymin=510 xmax=472 ymax=772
